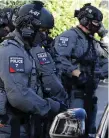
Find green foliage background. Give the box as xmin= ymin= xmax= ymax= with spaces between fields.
xmin=0 ymin=0 xmax=108 ymax=38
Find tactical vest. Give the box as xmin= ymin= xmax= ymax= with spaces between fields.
xmin=0 ymin=37 xmax=43 ymax=138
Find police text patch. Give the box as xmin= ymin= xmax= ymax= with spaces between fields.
xmin=9 ymin=57 xmax=24 ymax=73
xmin=58 ymin=37 xmax=69 ymax=47
xmin=37 ymin=52 xmax=51 ymax=65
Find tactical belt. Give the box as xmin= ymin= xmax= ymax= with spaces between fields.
xmin=1 ymin=38 xmax=42 ymax=137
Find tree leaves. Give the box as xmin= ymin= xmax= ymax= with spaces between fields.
xmin=0 ymin=0 xmax=108 ymax=38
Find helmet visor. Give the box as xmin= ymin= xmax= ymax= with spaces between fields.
xmin=92 ymin=20 xmax=101 ymax=27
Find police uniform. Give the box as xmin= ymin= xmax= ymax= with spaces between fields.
xmin=30 ymin=45 xmax=68 ymax=138
xmin=0 ymin=30 xmax=64 ymax=137
xmin=0 ymin=29 xmax=61 ymax=115
xmin=30 ymin=45 xmax=68 ymax=103
xmin=53 ymin=26 xmax=108 ymax=134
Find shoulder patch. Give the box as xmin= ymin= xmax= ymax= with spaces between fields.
xmin=37 ymin=52 xmax=51 ymax=65
xmin=9 ymin=57 xmax=24 ymax=73
xmin=58 ymin=36 xmax=69 ymax=47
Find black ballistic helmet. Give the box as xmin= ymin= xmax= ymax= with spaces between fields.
xmin=74 ymin=3 xmax=103 ymax=26
xmin=79 ymin=4 xmax=103 ymax=21
xmin=15 ymin=1 xmax=54 ymax=29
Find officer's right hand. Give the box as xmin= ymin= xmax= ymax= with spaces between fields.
xmin=72 ymin=69 xmax=81 ymax=77
xmin=72 ymin=71 xmax=88 ymax=87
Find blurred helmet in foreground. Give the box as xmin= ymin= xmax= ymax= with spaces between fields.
xmin=49 ymin=108 xmax=87 ymax=138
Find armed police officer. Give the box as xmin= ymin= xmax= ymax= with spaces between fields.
xmin=0 ymin=2 xmax=67 ymax=137
xmin=29 ymin=2 xmax=68 ymax=138
xmin=53 ymin=3 xmax=108 ymax=138
xmin=30 ymin=1 xmax=68 ymax=103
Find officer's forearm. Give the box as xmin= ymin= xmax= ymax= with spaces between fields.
xmin=6 ymin=85 xmax=61 ymax=116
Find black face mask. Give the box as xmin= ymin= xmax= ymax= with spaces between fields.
xmin=88 ymin=21 xmax=101 ymax=35
xmin=19 ymin=26 xmax=36 ymax=48
xmin=40 ymin=31 xmax=48 ymax=44
xmin=32 ymin=31 xmax=50 ymax=47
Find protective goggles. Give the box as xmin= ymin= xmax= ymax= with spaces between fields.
xmin=92 ymin=20 xmax=101 ymax=27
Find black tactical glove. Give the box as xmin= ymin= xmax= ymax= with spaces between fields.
xmin=73 ymin=72 xmax=88 ymax=87
xmin=43 ymin=98 xmax=67 ymax=120
xmin=78 ymin=72 xmax=88 ymax=84
xmin=52 ymin=97 xmax=68 ymax=112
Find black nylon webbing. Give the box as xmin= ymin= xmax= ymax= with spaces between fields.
xmin=73 ymin=28 xmax=91 ymax=64
xmin=73 ymin=27 xmax=97 ymax=95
